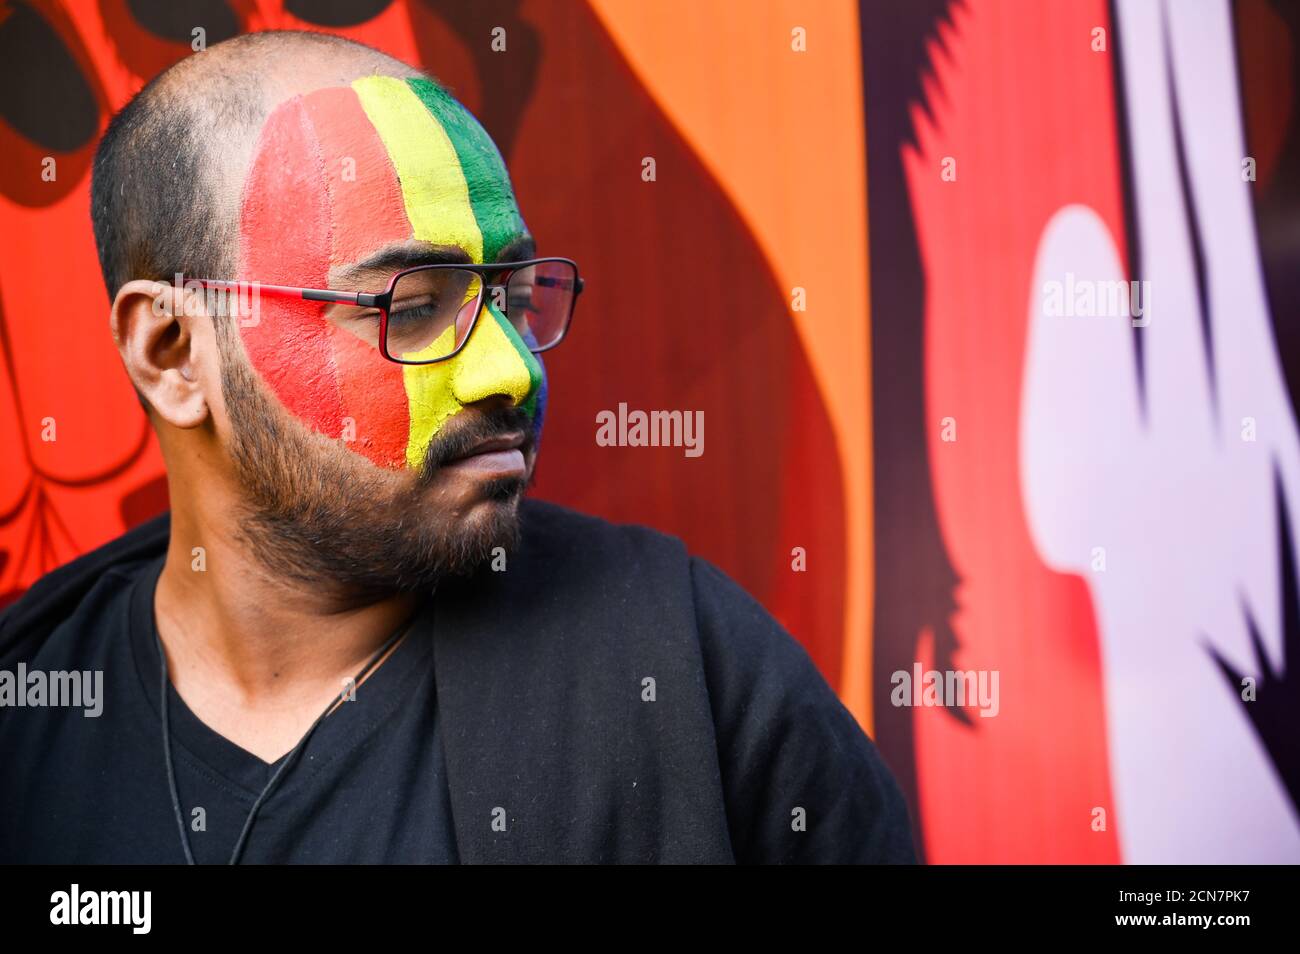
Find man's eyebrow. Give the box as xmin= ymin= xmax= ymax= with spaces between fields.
xmin=495 ymin=235 xmax=536 ymax=263
xmin=332 ymin=244 xmax=471 ymax=286
xmin=331 ymin=236 xmax=537 ymax=287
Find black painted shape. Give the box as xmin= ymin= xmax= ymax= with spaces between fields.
xmin=1241 ymin=0 xmax=1300 ymax=437
xmin=285 ymin=0 xmax=393 ymax=27
xmin=0 ymin=1 xmax=98 ymax=152
xmin=1163 ymin=3 xmax=1218 ymax=421
xmin=1109 ymin=0 xmax=1149 ymax=422
xmin=859 ymin=0 xmax=966 ymax=863
xmin=415 ymin=0 xmax=538 ymax=161
xmin=1209 ymin=463 xmax=1300 ymax=817
xmin=126 ymin=0 xmax=239 ymax=45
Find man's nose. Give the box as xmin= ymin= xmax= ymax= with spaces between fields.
xmin=449 ymin=300 xmax=542 ymax=408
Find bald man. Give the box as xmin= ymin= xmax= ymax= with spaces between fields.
xmin=0 ymin=31 xmax=914 ymax=864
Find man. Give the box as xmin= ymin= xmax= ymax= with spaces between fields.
xmin=0 ymin=30 xmax=914 ymax=864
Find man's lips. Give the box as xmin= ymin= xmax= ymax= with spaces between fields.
xmin=440 ymin=431 xmax=528 ymax=475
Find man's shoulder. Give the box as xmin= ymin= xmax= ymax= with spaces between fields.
xmin=516 ymin=497 xmax=697 ymax=587
xmin=686 ymin=553 xmax=917 ymax=862
xmin=0 ymin=513 xmax=169 ymax=666
xmin=517 ymin=498 xmax=819 ymax=730
xmin=519 ymin=497 xmax=687 ymax=559
xmin=517 ymin=497 xmax=787 ymax=651
xmin=516 ymin=499 xmax=776 ymax=629
xmin=516 ymin=498 xmax=916 ymax=862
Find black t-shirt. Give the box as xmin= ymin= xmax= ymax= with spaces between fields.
xmin=1 ymin=501 xmax=920 ymax=864
xmin=0 ymin=554 xmax=458 ymax=863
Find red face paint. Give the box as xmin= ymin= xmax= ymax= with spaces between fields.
xmin=237 ymin=96 xmax=346 ymax=436
xmin=238 ymin=90 xmax=416 ymax=468
xmin=303 ymin=88 xmax=413 ymax=468
xmin=236 ymin=82 xmax=541 ymax=470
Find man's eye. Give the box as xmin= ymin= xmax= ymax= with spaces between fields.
xmin=390 ymin=296 xmax=440 ymax=322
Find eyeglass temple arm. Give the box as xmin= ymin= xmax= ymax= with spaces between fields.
xmin=197 ymin=276 xmax=578 ymax=304
xmin=302 ymin=288 xmax=381 ymax=307
xmin=195 ymin=280 xmax=381 ymax=308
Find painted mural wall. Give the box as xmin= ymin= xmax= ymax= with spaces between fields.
xmin=0 ymin=0 xmax=1295 ymax=862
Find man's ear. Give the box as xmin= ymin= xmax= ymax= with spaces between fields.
xmin=110 ymin=279 xmax=212 ymax=428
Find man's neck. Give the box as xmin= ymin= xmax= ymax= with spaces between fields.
xmin=151 ymin=502 xmax=421 ymax=762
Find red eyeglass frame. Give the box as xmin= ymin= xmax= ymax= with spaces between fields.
xmin=178 ymin=256 xmax=583 ymax=365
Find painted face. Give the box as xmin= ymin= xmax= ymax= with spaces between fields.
xmin=236 ymin=75 xmax=546 ymax=471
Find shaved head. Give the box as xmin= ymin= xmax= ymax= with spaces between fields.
xmin=91 ymin=31 xmax=422 ymax=301
xmin=95 ymin=31 xmax=548 ymax=596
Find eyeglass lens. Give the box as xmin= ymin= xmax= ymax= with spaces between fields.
xmin=384 ymin=261 xmax=577 ymax=363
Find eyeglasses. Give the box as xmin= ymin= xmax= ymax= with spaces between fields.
xmin=183 ymin=257 xmax=583 ymax=365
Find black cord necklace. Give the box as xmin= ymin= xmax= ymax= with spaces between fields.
xmin=155 ymin=609 xmax=417 ymax=865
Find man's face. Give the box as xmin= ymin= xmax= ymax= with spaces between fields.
xmin=217 ymin=75 xmax=547 ymax=593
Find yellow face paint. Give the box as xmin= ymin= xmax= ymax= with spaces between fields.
xmin=401 ymin=302 xmax=541 ymax=469
xmin=352 ymin=75 xmax=485 ymax=263
xmin=348 ymin=75 xmax=544 ymax=467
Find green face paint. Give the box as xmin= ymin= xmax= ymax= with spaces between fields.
xmin=405 ymin=78 xmax=528 ymax=264
xmin=239 ymin=75 xmax=547 ymax=471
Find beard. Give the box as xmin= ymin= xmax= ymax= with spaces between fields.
xmin=216 ymin=326 xmax=535 ymax=599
